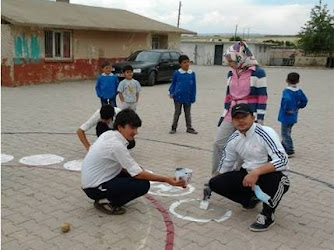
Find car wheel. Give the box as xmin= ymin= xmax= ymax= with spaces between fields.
xmin=147 ymin=71 xmax=156 ymax=86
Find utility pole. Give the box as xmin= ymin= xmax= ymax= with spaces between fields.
xmin=177 ymin=1 xmax=181 ymax=28
xmin=234 ymin=24 xmax=238 ymax=40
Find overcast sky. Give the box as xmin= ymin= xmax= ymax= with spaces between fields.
xmin=53 ymin=0 xmax=333 ymax=35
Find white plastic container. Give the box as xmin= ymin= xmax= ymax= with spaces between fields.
xmin=175 ymin=167 xmax=193 ymax=184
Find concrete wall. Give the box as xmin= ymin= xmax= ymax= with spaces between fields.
xmin=294 ymin=56 xmax=327 ymax=67
xmin=269 ymin=49 xmax=327 ymax=66
xmin=73 ymin=30 xmax=150 ymax=59
xmin=180 ymin=42 xmax=219 ymax=65
xmin=166 ymin=33 xmax=181 ymax=50
xmin=1 ymin=24 xmax=14 ymax=85
xmin=1 ymin=24 xmax=181 ymax=86
xmin=181 ymin=41 xmax=271 ymax=66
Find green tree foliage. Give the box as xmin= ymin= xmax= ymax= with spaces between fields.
xmin=263 ymin=40 xmax=296 ymax=47
xmin=298 ymin=1 xmax=334 ymax=52
xmin=229 ymin=36 xmax=242 ymax=41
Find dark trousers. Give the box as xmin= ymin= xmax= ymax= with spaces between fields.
xmin=209 ymin=168 xmax=290 ymax=216
xmin=281 ymin=123 xmax=294 ymax=154
xmin=100 ymin=98 xmax=116 ymax=107
xmin=171 ymin=101 xmax=192 ymax=129
xmin=83 ymin=171 xmax=150 ymax=207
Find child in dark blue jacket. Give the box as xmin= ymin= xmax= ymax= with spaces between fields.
xmin=95 ymin=60 xmax=119 ymax=107
xmin=169 ymin=55 xmax=197 ymax=134
xmin=278 ymin=72 xmax=308 ymax=157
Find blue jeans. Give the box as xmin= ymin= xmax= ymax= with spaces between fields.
xmin=100 ymin=98 xmax=116 ymax=107
xmin=281 ymin=123 xmax=294 ymax=154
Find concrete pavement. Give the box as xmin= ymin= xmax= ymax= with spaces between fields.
xmin=1 ymin=66 xmax=334 ymax=250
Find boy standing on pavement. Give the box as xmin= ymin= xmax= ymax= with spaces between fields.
xmin=117 ymin=65 xmax=142 ymax=111
xmin=95 ymin=60 xmax=119 ymax=107
xmin=278 ymin=72 xmax=308 ymax=157
xmin=81 ymin=109 xmax=186 ymax=215
xmin=209 ymin=103 xmax=290 ymax=232
xmin=169 ymin=55 xmax=197 ymax=134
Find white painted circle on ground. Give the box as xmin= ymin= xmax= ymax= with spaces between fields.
xmin=63 ymin=159 xmax=83 ymax=172
xmin=1 ymin=154 xmax=14 ymax=163
xmin=148 ymin=181 xmax=195 ymax=197
xmin=169 ymin=198 xmax=232 ymax=223
xmin=19 ymin=154 xmax=64 ymax=166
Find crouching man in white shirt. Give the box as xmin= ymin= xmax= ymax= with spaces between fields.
xmin=209 ymin=103 xmax=290 ymax=232
xmin=81 ymin=109 xmax=186 ymax=215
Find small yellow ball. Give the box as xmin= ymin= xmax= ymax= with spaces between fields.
xmin=61 ymin=223 xmax=71 ymax=233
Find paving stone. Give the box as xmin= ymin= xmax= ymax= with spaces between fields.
xmin=1 ymin=66 xmax=333 ymax=249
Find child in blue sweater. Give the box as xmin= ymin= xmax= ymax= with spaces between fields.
xmin=278 ymin=72 xmax=308 ymax=157
xmin=95 ymin=61 xmax=119 ymax=107
xmin=169 ymin=55 xmax=197 ymax=134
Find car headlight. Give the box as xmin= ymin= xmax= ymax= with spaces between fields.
xmin=133 ymin=68 xmax=142 ymax=73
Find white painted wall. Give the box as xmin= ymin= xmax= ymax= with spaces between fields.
xmin=181 ymin=41 xmax=271 ymax=66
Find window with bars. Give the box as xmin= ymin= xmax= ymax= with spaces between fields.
xmin=45 ymin=30 xmax=72 ymax=60
xmin=151 ymin=35 xmax=168 ymax=49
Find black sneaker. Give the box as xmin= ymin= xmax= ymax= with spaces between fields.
xmin=242 ymin=196 xmax=260 ymax=210
xmin=186 ymin=128 xmax=198 ymax=134
xmin=169 ymin=129 xmax=176 ymax=134
xmin=287 ymin=153 xmax=295 ymax=158
xmin=249 ymin=213 xmax=275 ymax=232
xmin=203 ymin=183 xmax=212 ymax=200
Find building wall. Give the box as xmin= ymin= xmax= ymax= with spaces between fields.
xmin=167 ymin=33 xmax=181 ymax=50
xmin=222 ymin=42 xmax=271 ymax=66
xmin=180 ymin=42 xmax=218 ymax=65
xmin=269 ymin=49 xmax=327 ymax=66
xmin=181 ymin=41 xmax=271 ymax=66
xmin=1 ymin=25 xmax=181 ymax=86
xmin=73 ymin=30 xmax=150 ymax=59
xmin=1 ymin=24 xmax=14 ymax=85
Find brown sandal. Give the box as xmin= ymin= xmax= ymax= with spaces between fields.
xmin=94 ymin=201 xmax=126 ymax=215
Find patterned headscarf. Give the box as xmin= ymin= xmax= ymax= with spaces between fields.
xmin=223 ymin=41 xmax=258 ymax=71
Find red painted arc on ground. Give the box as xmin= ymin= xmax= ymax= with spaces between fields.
xmin=144 ymin=194 xmax=174 ymax=250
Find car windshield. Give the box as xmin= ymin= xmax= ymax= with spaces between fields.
xmin=127 ymin=51 xmax=161 ymax=63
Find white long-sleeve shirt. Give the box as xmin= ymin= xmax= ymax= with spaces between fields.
xmin=81 ymin=130 xmax=143 ymax=188
xmin=79 ymin=107 xmax=121 ymax=132
xmin=218 ymin=123 xmax=289 ymax=174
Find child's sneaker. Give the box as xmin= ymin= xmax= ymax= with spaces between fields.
xmin=249 ymin=213 xmax=275 ymax=232
xmin=287 ymin=153 xmax=295 ymax=158
xmin=186 ymin=128 xmax=198 ymax=134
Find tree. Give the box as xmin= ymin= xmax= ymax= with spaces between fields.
xmin=229 ymin=36 xmax=242 ymax=41
xmin=298 ymin=1 xmax=334 ymax=53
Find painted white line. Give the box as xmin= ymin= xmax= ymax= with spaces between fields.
xmin=63 ymin=159 xmax=83 ymax=172
xmin=136 ymin=197 xmax=152 ymax=250
xmin=169 ymin=199 xmax=232 ymax=223
xmin=148 ymin=182 xmax=195 ymax=197
xmin=19 ymin=154 xmax=64 ymax=166
xmin=1 ymin=154 xmax=14 ymax=164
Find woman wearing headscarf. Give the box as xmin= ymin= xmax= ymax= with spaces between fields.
xmin=212 ymin=41 xmax=268 ymax=175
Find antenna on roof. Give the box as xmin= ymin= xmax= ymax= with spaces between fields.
xmin=177 ymin=1 xmax=182 ymax=28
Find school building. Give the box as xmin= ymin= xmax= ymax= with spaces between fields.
xmin=1 ymin=0 xmax=195 ymax=86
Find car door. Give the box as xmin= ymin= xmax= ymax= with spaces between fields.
xmin=158 ymin=52 xmax=173 ymax=81
xmin=170 ymin=52 xmax=181 ymax=72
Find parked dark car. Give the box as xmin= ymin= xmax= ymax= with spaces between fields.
xmin=112 ymin=49 xmax=182 ymax=86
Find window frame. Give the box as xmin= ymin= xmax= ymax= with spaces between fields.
xmin=44 ymin=29 xmax=73 ymax=62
